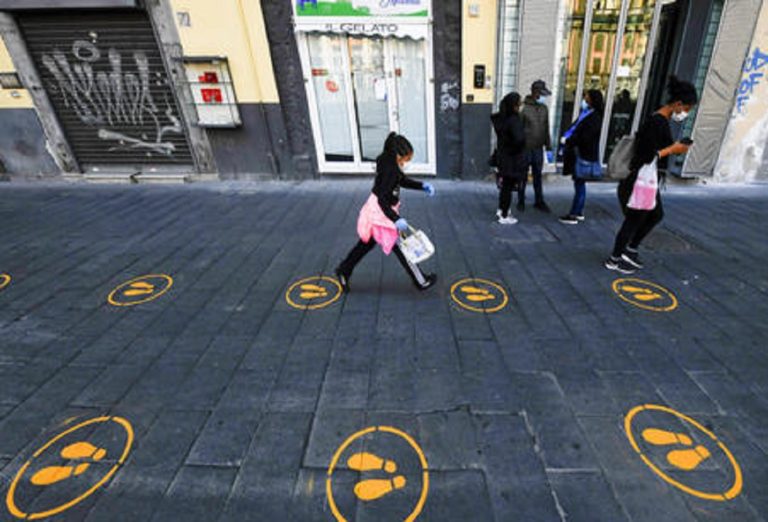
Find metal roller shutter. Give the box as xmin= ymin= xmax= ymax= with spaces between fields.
xmin=17 ymin=10 xmax=193 ymax=169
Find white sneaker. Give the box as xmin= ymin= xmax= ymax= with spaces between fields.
xmin=497 ymin=215 xmax=518 ymax=225
xmin=496 ymin=209 xmax=503 ymax=218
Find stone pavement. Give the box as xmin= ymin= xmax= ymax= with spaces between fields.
xmin=0 ymin=179 xmax=766 ymax=522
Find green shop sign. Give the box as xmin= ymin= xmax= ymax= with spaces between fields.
xmin=295 ymin=0 xmax=429 ymax=17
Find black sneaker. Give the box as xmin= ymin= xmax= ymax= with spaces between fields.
xmin=559 ymin=214 xmax=579 ymax=225
xmin=534 ymin=201 xmax=551 ymax=213
xmin=622 ymin=250 xmax=644 ymax=269
xmin=418 ymin=273 xmax=437 ymax=291
xmin=604 ymin=256 xmax=637 ymax=274
xmin=517 ymin=201 xmax=525 ymax=212
xmin=335 ymin=267 xmax=349 ymax=293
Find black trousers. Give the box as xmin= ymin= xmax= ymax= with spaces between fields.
xmin=612 ymin=196 xmax=664 ymax=257
xmin=338 ymin=239 xmax=427 ymax=288
xmin=498 ymin=177 xmax=517 ymax=217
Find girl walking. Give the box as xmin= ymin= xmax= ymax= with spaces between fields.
xmin=559 ymin=89 xmax=604 ymax=224
xmin=335 ymin=133 xmax=437 ymax=292
xmin=491 ymin=92 xmax=526 ymax=224
xmin=605 ymin=76 xmax=698 ymax=273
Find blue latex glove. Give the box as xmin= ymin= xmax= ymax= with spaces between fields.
xmin=423 ymin=182 xmax=435 ymax=197
xmin=395 ymin=218 xmax=409 ymax=232
xmin=545 ymin=150 xmax=554 ymax=163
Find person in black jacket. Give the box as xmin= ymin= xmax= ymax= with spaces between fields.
xmin=335 ymin=133 xmax=437 ymax=292
xmin=491 ymin=92 xmax=526 ymax=224
xmin=604 ymin=76 xmax=698 ymax=274
xmin=559 ymin=89 xmax=604 ymax=225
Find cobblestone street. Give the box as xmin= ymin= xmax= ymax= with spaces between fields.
xmin=0 ymin=180 xmax=767 ymax=521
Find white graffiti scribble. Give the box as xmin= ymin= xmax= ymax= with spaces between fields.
xmin=42 ymin=38 xmax=182 ymax=156
xmin=440 ymin=81 xmax=460 ymax=112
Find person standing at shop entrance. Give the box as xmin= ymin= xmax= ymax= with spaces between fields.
xmin=491 ymin=92 xmax=526 ymax=224
xmin=518 ymin=80 xmax=553 ymax=213
xmin=559 ymin=89 xmax=604 ymax=225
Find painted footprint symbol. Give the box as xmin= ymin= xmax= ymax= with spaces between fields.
xmin=347 ymin=452 xmax=406 ymax=502
xmin=30 ymin=442 xmax=107 ymax=486
xmin=122 ymin=281 xmax=155 ymax=297
xmin=461 ymin=286 xmax=494 ymax=302
xmin=299 ymin=284 xmax=329 ymax=300
xmin=621 ymin=285 xmax=663 ymax=302
xmin=642 ymin=428 xmax=711 ymax=471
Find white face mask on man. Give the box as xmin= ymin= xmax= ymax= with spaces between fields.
xmin=672 ymin=110 xmax=689 ymax=123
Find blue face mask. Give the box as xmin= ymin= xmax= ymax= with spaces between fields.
xmin=537 ymin=96 xmax=548 ymax=105
xmin=581 ymin=100 xmax=590 ymax=111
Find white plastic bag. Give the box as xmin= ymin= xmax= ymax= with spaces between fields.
xmin=627 ymin=158 xmax=658 ymax=211
xmin=398 ymin=225 xmax=435 ymax=264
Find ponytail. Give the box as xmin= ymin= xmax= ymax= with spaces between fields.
xmin=666 ymin=75 xmax=698 ymax=105
xmin=382 ymin=132 xmax=414 ymax=158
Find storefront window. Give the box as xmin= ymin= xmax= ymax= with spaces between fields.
xmin=349 ymin=37 xmax=390 ymax=161
xmin=605 ymin=0 xmax=657 ymax=161
xmin=554 ymin=0 xmax=588 ymax=144
xmin=307 ymin=35 xmax=354 ymax=162
xmin=392 ymin=38 xmax=428 ymax=164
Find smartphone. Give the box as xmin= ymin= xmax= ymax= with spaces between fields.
xmin=680 ymin=137 xmax=694 ymax=146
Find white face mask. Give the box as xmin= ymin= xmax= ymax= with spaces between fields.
xmin=581 ymin=100 xmax=590 ymax=111
xmin=400 ymin=162 xmax=411 ymax=171
xmin=672 ymin=110 xmax=689 ymax=123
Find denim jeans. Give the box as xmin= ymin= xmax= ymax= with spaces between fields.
xmin=518 ymin=148 xmax=544 ymax=204
xmin=569 ymin=179 xmax=586 ymax=216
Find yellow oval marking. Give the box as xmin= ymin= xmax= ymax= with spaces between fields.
xmin=327 ymin=426 xmax=429 ymax=522
xmin=624 ymin=404 xmax=742 ymax=501
xmin=107 ymin=274 xmax=173 ymax=307
xmin=285 ymin=276 xmax=342 ymax=311
xmin=6 ymin=416 xmax=134 ymax=520
xmin=0 ymin=273 xmax=10 ymax=291
xmin=612 ymin=278 xmax=678 ymax=312
xmin=450 ymin=277 xmax=509 ymax=313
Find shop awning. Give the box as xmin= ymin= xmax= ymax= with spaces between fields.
xmin=295 ymin=21 xmax=428 ymax=40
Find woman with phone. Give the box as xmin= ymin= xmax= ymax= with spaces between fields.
xmin=604 ymin=76 xmax=698 ymax=274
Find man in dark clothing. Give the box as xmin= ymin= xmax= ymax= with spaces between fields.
xmin=519 ymin=79 xmax=553 ymax=213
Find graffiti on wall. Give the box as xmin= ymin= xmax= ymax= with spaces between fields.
xmin=716 ymin=16 xmax=768 ymax=184
xmin=41 ymin=37 xmax=183 ymax=157
xmin=736 ymin=46 xmax=768 ymax=114
xmin=439 ymin=80 xmax=460 ymax=112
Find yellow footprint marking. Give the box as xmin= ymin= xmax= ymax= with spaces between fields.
xmin=348 ymin=452 xmax=397 ymax=474
xmin=122 ymin=281 xmax=155 ymax=297
xmin=60 ymin=442 xmax=107 ymax=461
xmin=642 ymin=428 xmax=711 ymax=471
xmin=667 ymin=446 xmax=712 ymax=471
xmin=299 ymin=284 xmax=329 ymax=300
xmin=354 ymin=476 xmax=407 ymax=501
xmin=642 ymin=428 xmax=693 ymax=446
xmin=461 ymin=286 xmax=494 ymax=302
xmin=30 ymin=441 xmax=107 ymax=487
xmin=620 ymin=285 xmax=663 ymax=302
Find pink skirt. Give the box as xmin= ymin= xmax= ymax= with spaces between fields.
xmin=357 ymin=193 xmax=400 ymax=255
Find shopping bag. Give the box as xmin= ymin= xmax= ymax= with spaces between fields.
xmin=607 ymin=134 xmax=636 ymax=180
xmin=398 ymin=225 xmax=435 ymax=264
xmin=627 ymin=158 xmax=658 ymax=211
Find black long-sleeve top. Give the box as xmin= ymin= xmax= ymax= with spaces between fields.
xmin=629 ymin=113 xmax=674 ymax=173
xmin=372 ymin=154 xmax=424 ymax=222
